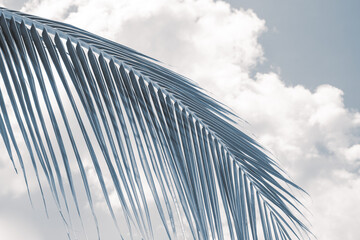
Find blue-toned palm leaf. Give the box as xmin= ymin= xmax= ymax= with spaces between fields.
xmin=0 ymin=7 xmax=310 ymax=240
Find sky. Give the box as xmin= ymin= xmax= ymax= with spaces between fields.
xmin=0 ymin=0 xmax=359 ymax=239
xmin=228 ymin=0 xmax=360 ymax=111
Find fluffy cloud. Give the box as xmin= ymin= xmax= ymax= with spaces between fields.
xmin=231 ymin=74 xmax=360 ymax=239
xmin=0 ymin=216 xmax=42 ymax=240
xmin=0 ymin=0 xmax=358 ymax=239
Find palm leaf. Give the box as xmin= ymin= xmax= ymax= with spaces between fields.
xmin=0 ymin=7 xmax=310 ymax=239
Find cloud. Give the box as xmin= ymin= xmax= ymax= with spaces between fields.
xmin=0 ymin=216 xmax=42 ymax=240
xmin=230 ymin=74 xmax=360 ymax=239
xmin=344 ymin=144 xmax=360 ymax=163
xmin=0 ymin=0 xmax=358 ymax=239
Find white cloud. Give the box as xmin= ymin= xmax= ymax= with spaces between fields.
xmin=229 ymin=73 xmax=360 ymax=239
xmin=0 ymin=152 xmax=28 ymax=197
xmin=309 ymin=170 xmax=360 ymax=240
xmin=0 ymin=0 xmax=358 ymax=239
xmin=344 ymin=144 xmax=360 ymax=163
xmin=0 ymin=216 xmax=43 ymax=240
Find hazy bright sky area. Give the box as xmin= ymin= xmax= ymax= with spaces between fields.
xmin=0 ymin=0 xmax=359 ymax=240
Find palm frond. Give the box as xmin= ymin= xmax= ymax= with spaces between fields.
xmin=0 ymin=7 xmax=310 ymax=239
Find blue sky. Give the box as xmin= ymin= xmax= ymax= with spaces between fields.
xmin=0 ymin=0 xmax=359 ymax=239
xmin=229 ymin=0 xmax=360 ymax=110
